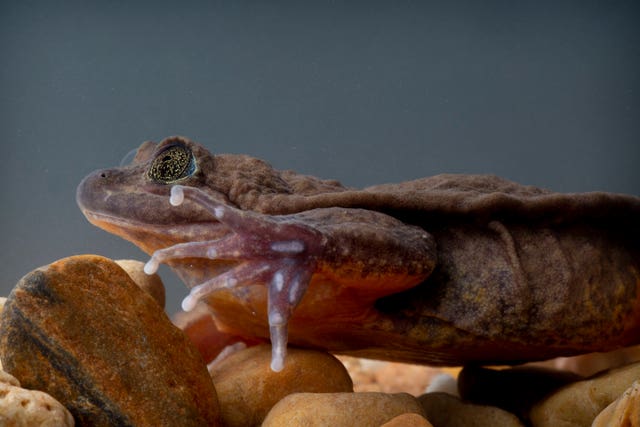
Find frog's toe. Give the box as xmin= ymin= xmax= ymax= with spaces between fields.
xmin=266 ymin=259 xmax=314 ymax=371
xmin=180 ymin=261 xmax=271 ymax=311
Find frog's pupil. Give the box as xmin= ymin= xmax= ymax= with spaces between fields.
xmin=148 ymin=145 xmax=194 ymax=183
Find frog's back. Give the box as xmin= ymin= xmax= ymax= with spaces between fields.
xmin=365 ymin=174 xmax=640 ymax=225
xmin=270 ymin=173 xmax=640 ymax=229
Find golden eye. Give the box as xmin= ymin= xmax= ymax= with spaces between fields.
xmin=147 ymin=144 xmax=195 ymax=183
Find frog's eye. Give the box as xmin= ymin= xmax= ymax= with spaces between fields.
xmin=147 ymin=143 xmax=196 ymax=184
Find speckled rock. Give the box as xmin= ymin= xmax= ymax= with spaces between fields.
xmin=0 ymin=255 xmax=221 ymax=426
xmin=115 ymin=259 xmax=165 ymax=308
xmin=419 ymin=392 xmax=524 ymax=427
xmin=381 ymin=412 xmax=434 ymax=427
xmin=209 ymin=343 xmax=353 ymax=427
xmin=262 ymin=391 xmax=427 ymax=427
xmin=529 ymin=361 xmax=640 ymax=427
xmin=458 ymin=365 xmax=581 ymax=420
xmin=592 ymin=380 xmax=640 ymax=427
xmin=0 ymin=369 xmax=74 ymax=426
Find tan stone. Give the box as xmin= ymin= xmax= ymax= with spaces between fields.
xmin=0 ymin=255 xmax=220 ymax=426
xmin=210 ymin=344 xmax=353 ymax=427
xmin=381 ymin=412 xmax=434 ymax=427
xmin=419 ymin=392 xmax=524 ymax=427
xmin=262 ymin=392 xmax=427 ymax=427
xmin=0 ymin=378 xmax=74 ymax=426
xmin=530 ymin=361 xmax=640 ymax=427
xmin=591 ymin=380 xmax=640 ymax=427
xmin=115 ymin=259 xmax=165 ymax=308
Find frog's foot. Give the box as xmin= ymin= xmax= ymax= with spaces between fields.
xmin=144 ymin=185 xmax=324 ymax=371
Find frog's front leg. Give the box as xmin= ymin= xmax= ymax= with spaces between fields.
xmin=145 ymin=185 xmax=436 ymax=371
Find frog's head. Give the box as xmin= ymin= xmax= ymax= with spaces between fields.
xmin=78 ymin=137 xmax=217 ymax=252
xmin=77 ymin=137 xmax=286 ymax=282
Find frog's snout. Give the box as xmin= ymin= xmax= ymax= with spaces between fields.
xmin=76 ymin=168 xmax=107 ymax=211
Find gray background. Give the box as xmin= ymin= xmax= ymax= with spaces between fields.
xmin=2 ymin=1 xmax=639 ymax=315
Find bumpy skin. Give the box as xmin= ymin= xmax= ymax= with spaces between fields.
xmin=77 ymin=136 xmax=640 ymax=366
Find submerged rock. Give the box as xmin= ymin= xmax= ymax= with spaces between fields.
xmin=0 ymin=369 xmax=74 ymax=426
xmin=381 ymin=413 xmax=434 ymax=427
xmin=210 ymin=343 xmax=353 ymax=427
xmin=0 ymin=255 xmax=220 ymax=426
xmin=262 ymin=391 xmax=427 ymax=427
xmin=419 ymin=392 xmax=524 ymax=427
xmin=529 ymin=361 xmax=640 ymax=427
xmin=114 ymin=259 xmax=165 ymax=308
xmin=592 ymin=380 xmax=640 ymax=427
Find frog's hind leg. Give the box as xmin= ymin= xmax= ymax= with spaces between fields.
xmin=144 ymin=185 xmax=324 ymax=371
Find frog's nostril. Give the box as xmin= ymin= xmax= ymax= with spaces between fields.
xmin=100 ymin=172 xmax=107 ymax=178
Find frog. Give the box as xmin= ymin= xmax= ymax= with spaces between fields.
xmin=77 ymin=136 xmax=640 ymax=371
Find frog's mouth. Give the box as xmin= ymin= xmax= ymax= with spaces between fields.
xmin=80 ymin=209 xmax=230 ymax=256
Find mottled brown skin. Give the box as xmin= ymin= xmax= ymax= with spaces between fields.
xmin=77 ymin=136 xmax=640 ymax=366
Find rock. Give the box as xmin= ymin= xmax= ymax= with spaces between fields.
xmin=419 ymin=392 xmax=524 ymax=427
xmin=209 ymin=343 xmax=353 ymax=427
xmin=457 ymin=365 xmax=581 ymax=420
xmin=0 ymin=369 xmax=74 ymax=426
xmin=115 ymin=259 xmax=165 ymax=308
xmin=592 ymin=380 xmax=640 ymax=427
xmin=0 ymin=255 xmax=221 ymax=426
xmin=529 ymin=361 xmax=640 ymax=427
xmin=381 ymin=412 xmax=434 ymax=427
xmin=262 ymin=392 xmax=427 ymax=427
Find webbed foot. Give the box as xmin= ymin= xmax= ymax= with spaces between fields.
xmin=144 ymin=185 xmax=324 ymax=371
